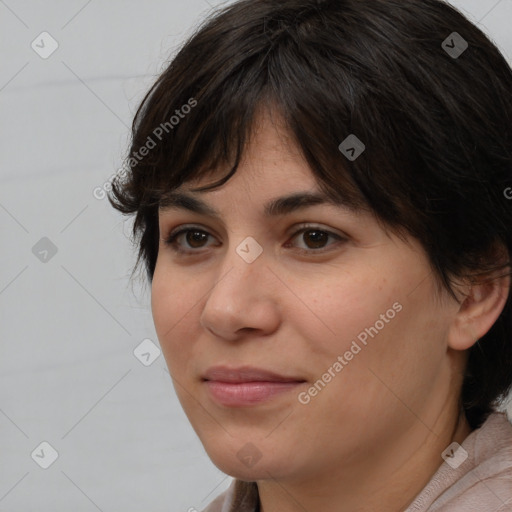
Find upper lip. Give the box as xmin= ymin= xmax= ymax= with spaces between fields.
xmin=202 ymin=365 xmax=306 ymax=383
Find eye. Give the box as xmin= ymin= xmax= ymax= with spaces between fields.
xmin=162 ymin=224 xmax=347 ymax=255
xmin=163 ymin=226 xmax=217 ymax=254
xmin=286 ymin=226 xmax=347 ymax=254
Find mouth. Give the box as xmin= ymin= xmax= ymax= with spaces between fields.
xmin=202 ymin=365 xmax=307 ymax=407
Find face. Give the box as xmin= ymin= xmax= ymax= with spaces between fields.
xmin=151 ymin=112 xmax=463 ymax=483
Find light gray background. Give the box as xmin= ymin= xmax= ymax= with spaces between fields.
xmin=1 ymin=1 xmax=511 ymax=511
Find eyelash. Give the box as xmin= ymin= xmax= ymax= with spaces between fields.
xmin=162 ymin=224 xmax=347 ymax=255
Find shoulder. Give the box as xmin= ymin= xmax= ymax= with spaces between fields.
xmin=201 ymin=481 xmax=233 ymax=512
xmin=201 ymin=479 xmax=259 ymax=512
xmin=407 ymin=411 xmax=512 ymax=511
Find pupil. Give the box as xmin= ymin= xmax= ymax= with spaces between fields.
xmin=187 ymin=231 xmax=207 ymax=248
xmin=305 ymin=230 xmax=327 ymax=248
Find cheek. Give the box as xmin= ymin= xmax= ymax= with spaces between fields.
xmin=297 ymin=273 xmax=401 ymax=362
xmin=294 ymin=266 xmax=437 ymax=398
xmin=308 ymin=277 xmax=449 ymax=422
xmin=151 ymin=265 xmax=199 ymax=364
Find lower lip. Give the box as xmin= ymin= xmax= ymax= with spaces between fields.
xmin=204 ymin=381 xmax=304 ymax=407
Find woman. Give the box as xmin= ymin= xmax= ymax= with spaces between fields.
xmin=108 ymin=0 xmax=512 ymax=510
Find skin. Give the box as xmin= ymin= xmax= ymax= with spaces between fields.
xmin=151 ymin=109 xmax=510 ymax=512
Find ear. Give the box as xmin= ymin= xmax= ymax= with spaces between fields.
xmin=448 ymin=265 xmax=511 ymax=351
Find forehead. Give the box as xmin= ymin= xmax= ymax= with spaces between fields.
xmin=157 ymin=107 xmax=367 ymax=218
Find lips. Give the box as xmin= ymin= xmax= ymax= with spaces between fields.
xmin=202 ymin=366 xmax=306 ymax=407
xmin=202 ymin=365 xmax=306 ymax=384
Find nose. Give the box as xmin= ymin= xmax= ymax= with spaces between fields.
xmin=199 ymin=241 xmax=281 ymax=341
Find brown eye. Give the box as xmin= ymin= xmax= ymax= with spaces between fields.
xmin=285 ymin=227 xmax=346 ymax=254
xmin=300 ymin=229 xmax=330 ymax=249
xmin=164 ymin=227 xmax=215 ymax=253
xmin=183 ymin=230 xmax=210 ymax=248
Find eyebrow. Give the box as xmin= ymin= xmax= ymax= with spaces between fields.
xmin=158 ymin=190 xmax=349 ymax=218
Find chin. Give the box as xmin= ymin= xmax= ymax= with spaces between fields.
xmin=203 ymin=441 xmax=292 ymax=482
xmin=222 ymin=465 xmax=265 ymax=481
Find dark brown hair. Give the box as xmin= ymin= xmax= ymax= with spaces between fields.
xmin=108 ymin=0 xmax=512 ymax=429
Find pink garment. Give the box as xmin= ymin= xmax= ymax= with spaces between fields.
xmin=202 ymin=411 xmax=512 ymax=511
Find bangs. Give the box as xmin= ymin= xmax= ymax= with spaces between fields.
xmin=124 ymin=18 xmax=384 ymax=216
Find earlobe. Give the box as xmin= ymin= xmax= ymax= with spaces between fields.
xmin=447 ymin=270 xmax=510 ymax=351
xmin=447 ymin=316 xmax=479 ymax=351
